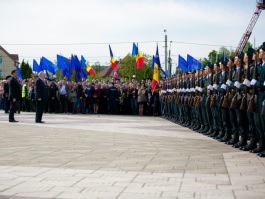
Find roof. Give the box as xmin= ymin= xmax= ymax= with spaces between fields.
xmin=99 ymin=61 xmax=120 ymax=77
xmin=0 ymin=45 xmax=19 ymax=62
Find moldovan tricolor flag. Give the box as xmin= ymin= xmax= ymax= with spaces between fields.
xmin=109 ymin=45 xmax=117 ymax=69
xmin=86 ymin=62 xmax=96 ymax=76
xmin=132 ymin=43 xmax=144 ymax=69
xmin=151 ymin=46 xmax=161 ymax=93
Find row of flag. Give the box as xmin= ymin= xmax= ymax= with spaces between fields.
xmin=31 ymin=43 xmax=145 ymax=81
xmin=33 ymin=55 xmax=96 ymax=81
xmin=178 ymin=54 xmax=202 ymax=72
xmin=17 ymin=42 xmax=203 ymax=94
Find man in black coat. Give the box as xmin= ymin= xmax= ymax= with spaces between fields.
xmin=35 ymin=71 xmax=47 ymax=123
xmin=8 ymin=70 xmax=21 ymax=122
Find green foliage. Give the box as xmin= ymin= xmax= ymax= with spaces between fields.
xmin=119 ymin=53 xmax=153 ymax=81
xmin=20 ymin=60 xmax=32 ymax=79
xmin=243 ymin=42 xmax=253 ymax=53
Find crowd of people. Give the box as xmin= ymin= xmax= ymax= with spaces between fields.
xmin=0 ymin=73 xmax=161 ymax=117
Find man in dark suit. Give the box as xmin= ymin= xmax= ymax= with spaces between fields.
xmin=35 ymin=71 xmax=47 ymax=123
xmin=8 ymin=70 xmax=21 ymax=122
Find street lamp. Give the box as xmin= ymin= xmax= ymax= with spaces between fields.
xmin=164 ymin=29 xmax=168 ymax=76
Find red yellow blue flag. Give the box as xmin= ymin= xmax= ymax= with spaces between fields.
xmin=109 ymin=45 xmax=117 ymax=69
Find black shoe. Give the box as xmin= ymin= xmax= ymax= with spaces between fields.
xmin=216 ymin=131 xmax=225 ymax=140
xmin=240 ymin=138 xmax=257 ymax=151
xmin=219 ymin=134 xmax=232 ymax=142
xmin=233 ymin=137 xmax=247 ymax=148
xmin=250 ymin=140 xmax=265 ymax=153
xmin=258 ymin=151 xmax=265 ymax=157
xmin=209 ymin=130 xmax=219 ymax=138
xmin=204 ymin=128 xmax=213 ymax=135
xmin=9 ymin=120 xmax=18 ymax=123
xmin=226 ymin=135 xmax=239 ymax=145
xmin=36 ymin=121 xmax=45 ymax=123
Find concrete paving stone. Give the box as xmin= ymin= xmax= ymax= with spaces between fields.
xmin=194 ymin=190 xmax=235 ymax=199
xmin=234 ymin=190 xmax=265 ymax=199
xmin=217 ymin=184 xmax=247 ymax=191
xmin=1 ymin=112 xmax=265 ymax=198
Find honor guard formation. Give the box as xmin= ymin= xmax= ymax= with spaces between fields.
xmin=160 ymin=42 xmax=265 ymax=157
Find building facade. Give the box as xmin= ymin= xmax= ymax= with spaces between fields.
xmin=0 ymin=45 xmax=19 ymax=79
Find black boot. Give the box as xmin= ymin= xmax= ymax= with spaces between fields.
xmin=215 ymin=130 xmax=225 ymax=140
xmin=198 ymin=125 xmax=205 ymax=133
xmin=201 ymin=126 xmax=209 ymax=134
xmin=226 ymin=134 xmax=239 ymax=145
xmin=203 ymin=128 xmax=213 ymax=135
xmin=258 ymin=150 xmax=265 ymax=157
xmin=240 ymin=138 xmax=257 ymax=151
xmin=219 ymin=130 xmax=232 ymax=142
xmin=209 ymin=130 xmax=219 ymax=138
xmin=250 ymin=139 xmax=265 ymax=153
xmin=233 ymin=136 xmax=247 ymax=148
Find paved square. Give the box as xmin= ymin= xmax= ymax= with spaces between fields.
xmin=0 ymin=111 xmax=265 ymax=199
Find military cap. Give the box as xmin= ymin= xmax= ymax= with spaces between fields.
xmin=205 ymin=62 xmax=213 ymax=69
xmin=229 ymin=55 xmax=235 ymax=62
xmin=246 ymin=47 xmax=255 ymax=59
xmin=261 ymin=42 xmax=265 ymax=51
xmin=5 ymin=75 xmax=11 ymax=80
xmin=219 ymin=57 xmax=229 ymax=66
xmin=235 ymin=51 xmax=244 ymax=60
xmin=46 ymin=78 xmax=52 ymax=81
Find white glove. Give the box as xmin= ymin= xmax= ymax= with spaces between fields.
xmin=250 ymin=79 xmax=257 ymax=86
xmin=226 ymin=79 xmax=232 ymax=86
xmin=208 ymin=85 xmax=213 ymax=91
xmin=243 ymin=79 xmax=251 ymax=87
xmin=221 ymin=84 xmax=227 ymax=90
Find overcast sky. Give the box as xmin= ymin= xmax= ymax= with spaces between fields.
xmin=1 ymin=0 xmax=264 ymax=73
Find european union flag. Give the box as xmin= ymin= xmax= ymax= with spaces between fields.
xmin=187 ymin=54 xmax=202 ymax=71
xmin=16 ymin=66 xmax=23 ymax=79
xmin=57 ymin=55 xmax=71 ymax=70
xmin=178 ymin=55 xmax=188 ymax=72
xmin=41 ymin=57 xmax=58 ymax=75
xmin=33 ymin=59 xmax=41 ymax=73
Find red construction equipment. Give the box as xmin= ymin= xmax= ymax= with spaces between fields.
xmin=234 ymin=0 xmax=265 ymax=55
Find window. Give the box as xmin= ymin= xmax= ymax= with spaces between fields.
xmin=0 ymin=54 xmax=2 ymax=65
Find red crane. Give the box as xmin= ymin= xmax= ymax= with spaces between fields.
xmin=234 ymin=0 xmax=265 ymax=55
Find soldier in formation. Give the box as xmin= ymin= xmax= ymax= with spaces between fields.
xmin=161 ymin=42 xmax=265 ymax=158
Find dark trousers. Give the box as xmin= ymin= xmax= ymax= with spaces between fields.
xmin=59 ymin=94 xmax=68 ymax=113
xmin=4 ymin=96 xmax=10 ymax=113
xmin=9 ymin=100 xmax=18 ymax=121
xmin=36 ymin=100 xmax=45 ymax=122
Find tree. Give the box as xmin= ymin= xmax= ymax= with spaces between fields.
xmin=20 ymin=60 xmax=32 ymax=79
xmin=119 ymin=53 xmax=153 ymax=81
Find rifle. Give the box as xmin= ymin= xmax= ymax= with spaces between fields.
xmin=193 ymin=72 xmax=199 ymax=107
xmin=247 ymin=61 xmax=257 ymax=113
xmin=262 ymin=100 xmax=265 ymax=115
xmin=222 ymin=65 xmax=233 ymax=108
xmin=219 ymin=70 xmax=226 ymax=109
xmin=189 ymin=72 xmax=195 ymax=106
xmin=205 ymin=71 xmax=213 ymax=107
xmin=230 ymin=67 xmax=241 ymax=109
xmin=185 ymin=75 xmax=190 ymax=105
xmin=240 ymin=60 xmax=250 ymax=111
xmin=196 ymin=69 xmax=203 ymax=107
xmin=210 ymin=70 xmax=218 ymax=108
